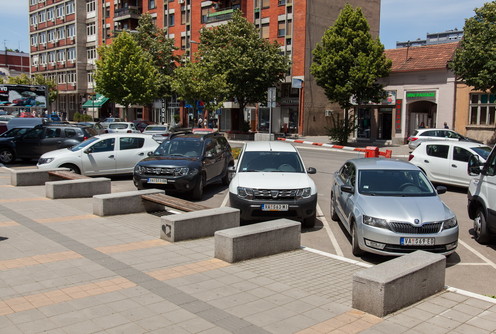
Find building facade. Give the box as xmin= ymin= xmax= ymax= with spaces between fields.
xmin=0 ymin=51 xmax=30 ymax=80
xmin=396 ymin=29 xmax=463 ymax=49
xmin=29 ymin=0 xmax=381 ymax=135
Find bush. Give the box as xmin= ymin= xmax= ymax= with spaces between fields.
xmin=231 ymin=147 xmax=242 ymax=160
xmin=73 ymin=112 xmax=92 ymax=122
xmin=325 ymin=111 xmax=358 ymax=145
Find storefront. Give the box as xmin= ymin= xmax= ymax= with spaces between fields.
xmin=355 ymin=90 xmax=397 ymax=143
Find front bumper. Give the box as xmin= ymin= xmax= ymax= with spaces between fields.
xmin=229 ymin=193 xmax=317 ymax=222
xmin=133 ymin=173 xmax=200 ymax=193
xmin=357 ymin=222 xmax=459 ymax=256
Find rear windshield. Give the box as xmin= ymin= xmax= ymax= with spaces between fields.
xmin=109 ymin=123 xmax=128 ymax=129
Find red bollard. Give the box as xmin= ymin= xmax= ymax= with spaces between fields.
xmin=364 ymin=146 xmax=379 ymax=158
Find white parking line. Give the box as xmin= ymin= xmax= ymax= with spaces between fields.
xmin=458 ymin=239 xmax=496 ymax=270
xmin=317 ymin=204 xmax=344 ymax=257
xmin=221 ymin=191 xmax=229 ymax=207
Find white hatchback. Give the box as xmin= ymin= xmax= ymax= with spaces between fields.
xmin=37 ymin=133 xmax=159 ymax=175
xmin=105 ymin=122 xmax=139 ymax=133
xmin=409 ymin=141 xmax=492 ymax=187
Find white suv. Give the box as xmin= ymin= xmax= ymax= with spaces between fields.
xmin=229 ymin=141 xmax=318 ymax=227
xmin=467 ymin=146 xmax=496 ymax=243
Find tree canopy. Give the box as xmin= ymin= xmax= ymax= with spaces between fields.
xmin=195 ymin=10 xmax=289 ymax=116
xmin=451 ymin=1 xmax=496 ymax=93
xmin=310 ymin=4 xmax=391 ymax=144
xmin=94 ymin=31 xmax=160 ymax=119
xmin=6 ymin=73 xmax=58 ymax=103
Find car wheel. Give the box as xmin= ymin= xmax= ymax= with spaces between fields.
xmin=60 ymin=164 xmax=81 ymax=174
xmin=0 ymin=148 xmax=15 ymax=164
xmin=191 ymin=174 xmax=204 ymax=201
xmin=221 ymin=165 xmax=231 ymax=185
xmin=351 ymin=223 xmax=364 ymax=256
xmin=330 ymin=192 xmax=339 ymax=222
xmin=473 ymin=207 xmax=491 ymax=244
xmin=302 ymin=213 xmax=316 ymax=228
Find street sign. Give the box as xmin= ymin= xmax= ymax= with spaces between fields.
xmin=267 ymin=87 xmax=276 ymax=104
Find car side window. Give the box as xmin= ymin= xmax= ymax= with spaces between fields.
xmin=452 ymin=146 xmax=471 ymax=162
xmin=91 ymin=138 xmax=115 ymax=153
xmin=426 ymin=144 xmax=449 ymax=159
xmin=339 ymin=162 xmax=356 ymax=186
xmin=422 ymin=130 xmax=436 ymax=137
xmin=65 ymin=129 xmax=77 ymax=138
xmin=23 ymin=128 xmax=44 ymax=139
xmin=486 ymin=152 xmax=496 ymax=176
xmin=119 ymin=137 xmax=144 ymax=150
xmin=45 ymin=128 xmax=61 ymax=138
xmin=204 ymin=139 xmax=216 ymax=156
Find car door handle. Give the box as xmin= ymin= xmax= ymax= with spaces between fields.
xmin=424 ymin=159 xmax=429 ymax=163
xmin=451 ymin=164 xmax=457 ymax=168
xmin=138 ymin=152 xmax=144 ymax=156
xmin=108 ymin=155 xmax=114 ymax=158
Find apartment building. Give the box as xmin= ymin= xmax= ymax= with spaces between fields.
xmin=29 ymin=0 xmax=380 ymax=135
xmin=0 ymin=51 xmax=30 ymax=80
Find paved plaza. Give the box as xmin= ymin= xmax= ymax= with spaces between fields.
xmin=1 ymin=166 xmax=496 ymax=333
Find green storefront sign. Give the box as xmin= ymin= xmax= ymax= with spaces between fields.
xmin=406 ymin=91 xmax=436 ymax=101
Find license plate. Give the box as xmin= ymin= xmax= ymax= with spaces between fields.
xmin=261 ymin=204 xmax=288 ymax=211
xmin=148 ymin=178 xmax=168 ymax=184
xmin=400 ymin=237 xmax=435 ymax=246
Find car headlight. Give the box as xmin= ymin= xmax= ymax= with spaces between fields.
xmin=237 ymin=187 xmax=254 ymax=199
xmin=38 ymin=157 xmax=54 ymax=165
xmin=442 ymin=217 xmax=457 ymax=229
xmin=134 ymin=165 xmax=143 ymax=174
xmin=296 ymin=187 xmax=312 ymax=199
xmin=363 ymin=215 xmax=390 ymax=230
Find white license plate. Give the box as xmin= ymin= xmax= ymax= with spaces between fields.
xmin=400 ymin=237 xmax=435 ymax=246
xmin=148 ymin=178 xmax=168 ymax=184
xmin=261 ymin=204 xmax=288 ymax=211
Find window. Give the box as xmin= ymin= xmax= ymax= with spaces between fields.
xmin=67 ymin=24 xmax=75 ymax=38
xmin=66 ymin=1 xmax=75 ymax=15
xmin=426 ymin=144 xmax=449 ymax=159
xmin=87 ymin=71 xmax=94 ymax=85
xmin=469 ymin=93 xmax=496 ymax=126
xmin=31 ymin=35 xmax=38 ymax=46
xmin=67 ymin=71 xmax=76 ymax=83
xmin=32 ymin=55 xmax=39 ymax=66
xmin=48 ymin=51 xmax=55 ymax=63
xmin=87 ymin=46 xmax=97 ymax=61
xmin=261 ymin=23 xmax=269 ymax=39
xmin=57 ymin=50 xmax=65 ymax=62
xmin=181 ymin=36 xmax=186 ymax=50
xmin=86 ymin=0 xmax=96 ymax=12
xmin=120 ymin=137 xmax=145 ymax=150
xmin=452 ymin=146 xmax=471 ymax=162
xmin=65 ymin=129 xmax=77 ymax=138
xmin=91 ymin=139 xmax=115 ymax=153
xmin=39 ymin=32 xmax=47 ymax=44
xmin=86 ymin=23 xmax=96 ymax=37
xmin=39 ymin=10 xmax=46 ymax=23
xmin=30 ymin=14 xmax=38 ymax=26
xmin=149 ymin=0 xmax=156 ymax=9
xmin=201 ymin=7 xmax=208 ymax=23
xmin=40 ymin=53 xmax=47 ymax=65
xmin=56 ymin=27 xmax=65 ymax=40
xmin=339 ymin=162 xmax=356 ymax=186
xmin=262 ymin=0 xmax=270 ymax=8
xmin=278 ymin=21 xmax=285 ymax=37
xmin=181 ymin=5 xmax=188 ymax=25
xmin=56 ymin=4 xmax=64 ymax=17
xmin=30 ymin=0 xmax=38 ymax=5
xmin=167 ymin=13 xmax=175 ymax=26
xmin=67 ymin=48 xmax=76 ymax=60
xmin=286 ymin=19 xmax=292 ymax=35
xmin=47 ymin=8 xmax=54 ymax=21
xmin=48 ymin=29 xmax=55 ymax=42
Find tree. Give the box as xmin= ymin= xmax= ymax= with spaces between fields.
xmin=310 ymin=4 xmax=391 ymax=144
xmin=196 ymin=10 xmax=289 ymax=129
xmin=134 ymin=13 xmax=177 ymax=98
xmin=450 ymin=2 xmax=496 ymax=92
xmin=94 ymin=31 xmax=160 ymax=120
xmin=7 ymin=73 xmax=58 ymax=103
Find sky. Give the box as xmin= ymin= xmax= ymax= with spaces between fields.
xmin=0 ymin=0 xmax=490 ymax=53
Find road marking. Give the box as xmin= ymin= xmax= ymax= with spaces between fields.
xmin=317 ymin=203 xmax=343 ymax=257
xmin=221 ymin=191 xmax=229 ymax=207
xmin=458 ymin=239 xmax=496 ymax=270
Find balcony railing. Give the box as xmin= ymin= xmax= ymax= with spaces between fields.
xmin=205 ymin=8 xmax=235 ymax=24
xmin=114 ymin=7 xmax=141 ymax=20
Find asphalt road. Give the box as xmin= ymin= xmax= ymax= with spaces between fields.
xmin=7 ymin=145 xmax=496 ymax=297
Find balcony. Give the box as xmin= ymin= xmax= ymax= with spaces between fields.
xmin=204 ymin=8 xmax=235 ymax=24
xmin=114 ymin=7 xmax=141 ymax=21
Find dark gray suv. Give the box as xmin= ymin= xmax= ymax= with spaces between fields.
xmin=0 ymin=124 xmax=97 ymax=164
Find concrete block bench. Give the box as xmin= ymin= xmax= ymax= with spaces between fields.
xmin=46 ymin=177 xmax=111 ymax=199
xmin=352 ymin=250 xmax=446 ymax=317
xmin=160 ymin=207 xmax=239 ymax=242
xmin=93 ymin=189 xmax=166 ymax=216
xmin=10 ymin=168 xmax=73 ymax=186
xmin=214 ymin=219 xmax=301 ymax=263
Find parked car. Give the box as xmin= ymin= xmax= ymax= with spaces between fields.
xmin=7 ymin=117 xmax=45 ymax=130
xmin=133 ymin=132 xmax=234 ymax=200
xmin=143 ymin=124 xmax=171 ymax=143
xmin=104 ymin=122 xmax=139 ymax=133
xmin=407 ymin=128 xmax=481 ymax=150
xmin=0 ymin=124 xmax=97 ymax=164
xmin=133 ymin=120 xmax=155 ymax=133
xmin=409 ymin=141 xmax=492 ymax=187
xmin=330 ymin=158 xmax=458 ymax=256
xmin=228 ymin=141 xmax=318 ymax=227
xmin=37 ymin=133 xmax=159 ymax=175
xmin=467 ymin=145 xmax=496 ymax=244
xmin=77 ymin=122 xmax=106 ymax=134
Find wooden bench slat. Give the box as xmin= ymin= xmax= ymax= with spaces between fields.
xmin=48 ymin=170 xmax=90 ymax=180
xmin=141 ymin=193 xmax=210 ymax=212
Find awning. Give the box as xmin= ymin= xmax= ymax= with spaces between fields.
xmin=82 ymin=94 xmax=109 ymax=108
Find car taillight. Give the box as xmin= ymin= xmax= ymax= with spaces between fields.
xmin=83 ymin=136 xmax=88 ymax=141
xmin=127 ymin=130 xmax=132 ymax=133
xmin=408 ymin=137 xmax=418 ymax=142
xmin=408 ymin=154 xmax=414 ymax=161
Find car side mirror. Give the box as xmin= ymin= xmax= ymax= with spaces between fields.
xmin=341 ymin=185 xmax=354 ymax=194
xmin=206 ymin=152 xmax=214 ymax=158
xmin=468 ymin=154 xmax=482 ymax=176
xmin=84 ymin=147 xmax=93 ymax=154
xmin=436 ymin=186 xmax=447 ymax=195
xmin=228 ymin=165 xmax=236 ymax=173
xmin=307 ymin=167 xmax=317 ymax=174
xmin=148 ymin=151 xmax=153 ymax=156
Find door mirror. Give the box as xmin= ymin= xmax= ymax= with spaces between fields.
xmin=228 ymin=165 xmax=236 ymax=173
xmin=307 ymin=167 xmax=317 ymax=174
xmin=84 ymin=147 xmax=93 ymax=154
xmin=468 ymin=154 xmax=482 ymax=176
xmin=436 ymin=186 xmax=447 ymax=195
xmin=205 ymin=152 xmax=214 ymax=159
xmin=341 ymin=185 xmax=354 ymax=194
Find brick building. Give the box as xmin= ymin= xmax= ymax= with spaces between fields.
xmin=0 ymin=51 xmax=30 ymax=80
xmin=29 ymin=0 xmax=381 ymax=135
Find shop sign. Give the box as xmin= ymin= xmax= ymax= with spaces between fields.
xmin=395 ymin=99 xmax=402 ymax=134
xmin=406 ymin=91 xmax=436 ymax=101
xmin=280 ymin=97 xmax=299 ymax=105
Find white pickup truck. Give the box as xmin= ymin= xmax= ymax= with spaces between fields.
xmin=467 ymin=145 xmax=496 ymax=244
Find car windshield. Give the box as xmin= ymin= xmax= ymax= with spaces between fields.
xmin=153 ymin=139 xmax=203 ymax=157
xmin=109 ymin=123 xmax=128 ymax=129
xmin=472 ymin=146 xmax=492 ymax=160
xmin=0 ymin=128 xmax=30 ymax=137
xmin=238 ymin=151 xmax=304 ymax=173
xmin=69 ymin=136 xmax=99 ymax=151
xmin=358 ymin=169 xmax=436 ymax=197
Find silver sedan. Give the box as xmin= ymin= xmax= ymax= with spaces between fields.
xmin=330 ymin=158 xmax=459 ymax=256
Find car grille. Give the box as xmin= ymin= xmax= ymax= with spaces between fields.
xmin=389 ymin=222 xmax=443 ymax=234
xmin=142 ymin=167 xmax=176 ymax=175
xmin=253 ymin=189 xmax=298 ymax=200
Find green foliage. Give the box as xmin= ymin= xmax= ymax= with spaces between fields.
xmin=196 ymin=10 xmax=289 ymax=112
xmin=6 ymin=73 xmax=58 ymax=103
xmin=451 ymin=2 xmax=496 ymax=93
xmin=325 ymin=112 xmax=359 ymax=145
xmin=95 ymin=31 xmax=160 ymax=118
xmin=134 ymin=13 xmax=178 ymax=98
xmin=310 ymin=4 xmax=391 ymax=110
xmin=231 ymin=147 xmax=242 ymax=160
xmin=73 ymin=112 xmax=92 ymax=122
